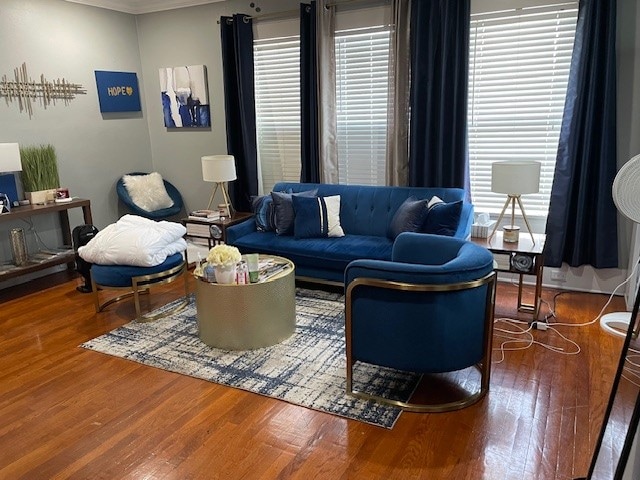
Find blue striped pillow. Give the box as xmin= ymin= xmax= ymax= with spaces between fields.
xmin=292 ymin=195 xmax=344 ymax=239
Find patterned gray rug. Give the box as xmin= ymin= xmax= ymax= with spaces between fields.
xmin=81 ymin=288 xmax=419 ymax=429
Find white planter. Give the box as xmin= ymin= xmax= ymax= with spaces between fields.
xmin=26 ymin=189 xmax=56 ymax=205
xmin=214 ymin=264 xmax=236 ymax=284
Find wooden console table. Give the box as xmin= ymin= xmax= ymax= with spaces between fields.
xmin=0 ymin=199 xmax=92 ymax=282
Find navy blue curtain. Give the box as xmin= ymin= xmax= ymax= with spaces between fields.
xmin=220 ymin=14 xmax=258 ymax=212
xmin=544 ymin=0 xmax=618 ymax=268
xmin=408 ymin=0 xmax=470 ymax=190
xmin=300 ymin=3 xmax=321 ymax=183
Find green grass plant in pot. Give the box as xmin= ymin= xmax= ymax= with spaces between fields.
xmin=20 ymin=144 xmax=61 ymax=204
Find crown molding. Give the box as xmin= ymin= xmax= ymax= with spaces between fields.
xmin=64 ymin=0 xmax=223 ymax=15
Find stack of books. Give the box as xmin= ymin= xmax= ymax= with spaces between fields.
xmin=188 ymin=209 xmax=220 ymax=222
xmin=186 ymin=223 xmax=212 ymax=237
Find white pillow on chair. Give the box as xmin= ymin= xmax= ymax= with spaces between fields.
xmin=122 ymin=172 xmax=174 ymax=212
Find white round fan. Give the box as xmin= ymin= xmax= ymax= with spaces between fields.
xmin=601 ymin=153 xmax=640 ymax=337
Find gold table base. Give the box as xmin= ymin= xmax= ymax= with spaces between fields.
xmin=195 ymin=256 xmax=295 ymax=350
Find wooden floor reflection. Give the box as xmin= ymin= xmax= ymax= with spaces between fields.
xmin=0 ymin=273 xmax=628 ymax=479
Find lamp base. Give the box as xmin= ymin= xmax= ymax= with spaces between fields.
xmin=218 ymin=203 xmax=231 ymax=219
xmin=503 ymin=225 xmax=520 ymax=243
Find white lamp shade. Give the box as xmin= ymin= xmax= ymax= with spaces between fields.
xmin=613 ymin=153 xmax=640 ymax=224
xmin=0 ymin=143 xmax=22 ymax=172
xmin=201 ymin=155 xmax=237 ymax=183
xmin=491 ymin=161 xmax=540 ymax=195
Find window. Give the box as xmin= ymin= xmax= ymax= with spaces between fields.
xmin=335 ymin=27 xmax=390 ymax=185
xmin=253 ymin=10 xmax=391 ymax=192
xmin=254 ymin=36 xmax=301 ymax=194
xmin=468 ymin=2 xmax=578 ymax=216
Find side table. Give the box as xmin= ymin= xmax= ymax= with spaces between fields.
xmin=471 ymin=231 xmax=546 ymax=320
xmin=182 ymin=211 xmax=253 ymax=248
xmin=195 ymin=255 xmax=296 ymax=350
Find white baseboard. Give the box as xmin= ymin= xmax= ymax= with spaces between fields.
xmin=498 ymin=264 xmax=629 ymax=298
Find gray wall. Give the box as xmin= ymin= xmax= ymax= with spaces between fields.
xmin=0 ymin=0 xmax=153 ymax=228
xmin=617 ymin=0 xmax=640 ymax=265
xmin=135 ymin=0 xmax=296 ymax=215
xmin=0 ymin=0 xmax=152 ymax=277
xmin=0 ymin=0 xmax=639 ymax=292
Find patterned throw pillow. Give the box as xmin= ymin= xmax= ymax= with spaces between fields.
xmin=292 ymin=195 xmax=344 ymax=239
xmin=251 ymin=195 xmax=276 ymax=232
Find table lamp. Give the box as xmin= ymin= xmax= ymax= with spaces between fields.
xmin=201 ymin=155 xmax=237 ymax=214
xmin=0 ymin=143 xmax=22 ymax=213
xmin=488 ymin=160 xmax=540 ymax=244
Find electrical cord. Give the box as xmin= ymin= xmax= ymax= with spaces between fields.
xmin=492 ymin=260 xmax=638 ymax=362
xmin=492 ymin=316 xmax=581 ymax=363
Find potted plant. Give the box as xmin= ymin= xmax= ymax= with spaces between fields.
xmin=20 ymin=144 xmax=60 ymax=204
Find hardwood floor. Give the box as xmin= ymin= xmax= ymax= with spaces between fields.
xmin=0 ymin=273 xmax=627 ymax=479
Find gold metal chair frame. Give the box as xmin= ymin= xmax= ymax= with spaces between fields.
xmin=91 ymin=260 xmax=190 ymax=322
xmin=345 ymin=271 xmax=497 ymax=413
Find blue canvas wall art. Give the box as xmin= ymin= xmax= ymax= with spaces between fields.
xmin=159 ymin=65 xmax=210 ymax=128
xmin=95 ymin=71 xmax=141 ymax=112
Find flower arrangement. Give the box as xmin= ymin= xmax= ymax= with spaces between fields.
xmin=206 ymin=244 xmax=241 ymax=267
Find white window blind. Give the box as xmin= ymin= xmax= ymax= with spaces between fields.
xmin=468 ymin=2 xmax=578 ymax=216
xmin=253 ymin=36 xmax=301 ymax=194
xmin=335 ymin=28 xmax=390 ymax=186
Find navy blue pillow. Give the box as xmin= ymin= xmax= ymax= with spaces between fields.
xmin=292 ymin=195 xmax=326 ymax=239
xmin=387 ymin=197 xmax=429 ymax=240
xmin=251 ymin=195 xmax=276 ymax=232
xmin=271 ymin=189 xmax=318 ymax=236
xmin=292 ymin=195 xmax=344 ymax=239
xmin=422 ymin=200 xmax=463 ymax=236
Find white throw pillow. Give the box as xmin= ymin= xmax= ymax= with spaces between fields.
xmin=122 ymin=172 xmax=174 ymax=212
xmin=324 ymin=195 xmax=345 ymax=237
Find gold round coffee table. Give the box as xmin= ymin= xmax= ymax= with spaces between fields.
xmin=195 ymin=255 xmax=295 ymax=350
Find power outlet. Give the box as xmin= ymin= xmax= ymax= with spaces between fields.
xmin=550 ymin=269 xmax=567 ymax=282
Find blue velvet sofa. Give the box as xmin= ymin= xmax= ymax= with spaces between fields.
xmin=225 ymin=182 xmax=473 ymax=284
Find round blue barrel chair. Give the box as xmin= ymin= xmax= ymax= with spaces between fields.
xmin=344 ymin=232 xmax=497 ymax=412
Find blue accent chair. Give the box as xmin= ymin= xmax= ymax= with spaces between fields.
xmin=90 ymin=252 xmax=189 ymax=322
xmin=116 ymin=172 xmax=184 ymax=220
xmin=345 ymin=232 xmax=497 ymax=412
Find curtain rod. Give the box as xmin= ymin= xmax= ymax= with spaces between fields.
xmin=218 ymin=9 xmax=298 ymax=24
xmin=219 ymin=0 xmax=389 ymax=24
xmin=326 ymin=0 xmax=389 ymax=8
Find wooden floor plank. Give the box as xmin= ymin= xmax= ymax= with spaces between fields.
xmin=0 ymin=273 xmax=629 ymax=479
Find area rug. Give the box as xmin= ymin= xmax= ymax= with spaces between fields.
xmin=80 ymin=288 xmax=419 ymax=429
